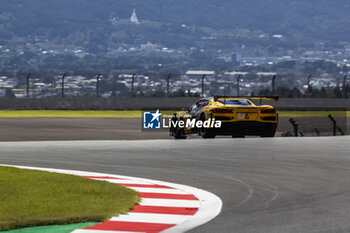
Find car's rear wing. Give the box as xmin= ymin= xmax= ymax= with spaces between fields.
xmin=213 ymin=96 xmax=279 ymax=102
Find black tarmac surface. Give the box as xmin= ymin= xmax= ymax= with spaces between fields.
xmin=0 ymin=117 xmax=347 ymax=141
xmin=1 ymin=137 xmax=350 ymax=232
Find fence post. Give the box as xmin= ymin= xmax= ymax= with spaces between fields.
xmin=328 ymin=114 xmax=337 ymax=136
xmin=26 ymin=73 xmax=31 ymax=97
xmin=61 ymin=73 xmax=66 ymax=98
xmin=289 ymin=118 xmax=299 ymax=137
xmin=96 ymin=73 xmax=101 ymax=97
xmin=314 ymin=128 xmax=320 ymax=136
xmin=337 ymin=126 xmax=345 ymax=135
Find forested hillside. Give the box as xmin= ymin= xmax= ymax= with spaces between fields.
xmin=1 ymin=0 xmax=349 ymax=46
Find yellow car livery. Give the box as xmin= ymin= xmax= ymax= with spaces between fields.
xmin=170 ymin=96 xmax=278 ymax=139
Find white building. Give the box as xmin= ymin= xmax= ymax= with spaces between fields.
xmin=130 ymin=8 xmax=140 ymax=24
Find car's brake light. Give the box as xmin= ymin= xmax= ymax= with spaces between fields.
xmin=261 ymin=109 xmax=276 ymax=114
xmin=212 ymin=109 xmax=233 ymax=113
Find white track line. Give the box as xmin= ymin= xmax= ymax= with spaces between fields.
xmin=140 ymin=198 xmax=201 ymax=208
xmin=129 ymin=187 xmax=188 ymax=194
xmin=110 ymin=213 xmax=190 ymax=224
xmin=90 ymin=179 xmax=151 ymax=184
xmin=1 ymin=164 xmax=222 ymax=233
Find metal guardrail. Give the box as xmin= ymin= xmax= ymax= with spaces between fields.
xmin=3 ymin=72 xmax=348 ymax=99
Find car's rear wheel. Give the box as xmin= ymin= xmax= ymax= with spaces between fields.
xmin=170 ymin=116 xmax=187 ymax=139
xmin=200 ymin=115 xmax=215 ymax=138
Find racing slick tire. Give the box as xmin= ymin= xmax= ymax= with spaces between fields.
xmin=199 ymin=115 xmax=216 ymax=139
xmin=170 ymin=116 xmax=187 ymax=139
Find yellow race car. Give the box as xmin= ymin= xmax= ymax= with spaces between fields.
xmin=170 ymin=96 xmax=278 ymax=139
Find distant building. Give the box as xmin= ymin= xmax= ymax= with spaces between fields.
xmin=140 ymin=42 xmax=160 ymax=51
xmin=272 ymin=34 xmax=283 ymax=38
xmin=214 ymin=54 xmax=232 ymax=63
xmin=233 ymin=53 xmax=242 ymax=63
xmin=314 ymin=41 xmax=325 ymax=51
xmin=130 ymin=8 xmax=140 ymax=24
xmin=185 ymin=70 xmax=215 ymax=76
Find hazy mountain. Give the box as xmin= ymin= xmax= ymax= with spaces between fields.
xmin=1 ymin=0 xmax=349 ymax=43
xmin=0 ymin=1 xmax=349 ymax=73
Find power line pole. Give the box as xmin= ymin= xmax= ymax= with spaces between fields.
xmin=96 ymin=73 xmax=101 ymax=97
xmin=306 ymin=74 xmax=312 ymax=97
xmin=111 ymin=74 xmax=116 ymax=97
xmin=26 ymin=73 xmax=31 ymax=97
xmin=295 ymin=36 xmax=301 ymax=79
xmin=226 ymin=76 xmax=230 ymax=96
xmin=236 ymin=75 xmax=241 ymax=96
xmin=343 ymin=75 xmax=348 ymax=98
xmin=61 ymin=73 xmax=66 ymax=98
xmin=201 ymin=74 xmax=205 ymax=97
xmin=131 ymin=74 xmax=135 ymax=97
xmin=307 ymin=75 xmax=312 ymax=89
xmin=271 ymin=75 xmax=276 ymax=94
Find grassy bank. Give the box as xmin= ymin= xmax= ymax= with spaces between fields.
xmin=0 ymin=110 xmax=348 ymax=118
xmin=0 ymin=166 xmax=140 ymax=231
xmin=3 ymin=222 xmax=98 ymax=233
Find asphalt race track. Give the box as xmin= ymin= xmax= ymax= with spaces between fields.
xmin=0 ymin=117 xmax=347 ymax=141
xmin=1 ymin=137 xmax=350 ymax=232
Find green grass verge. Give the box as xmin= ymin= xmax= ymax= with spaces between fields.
xmin=0 ymin=166 xmax=140 ymax=231
xmin=3 ymin=222 xmax=98 ymax=233
xmin=0 ymin=110 xmax=348 ymax=118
